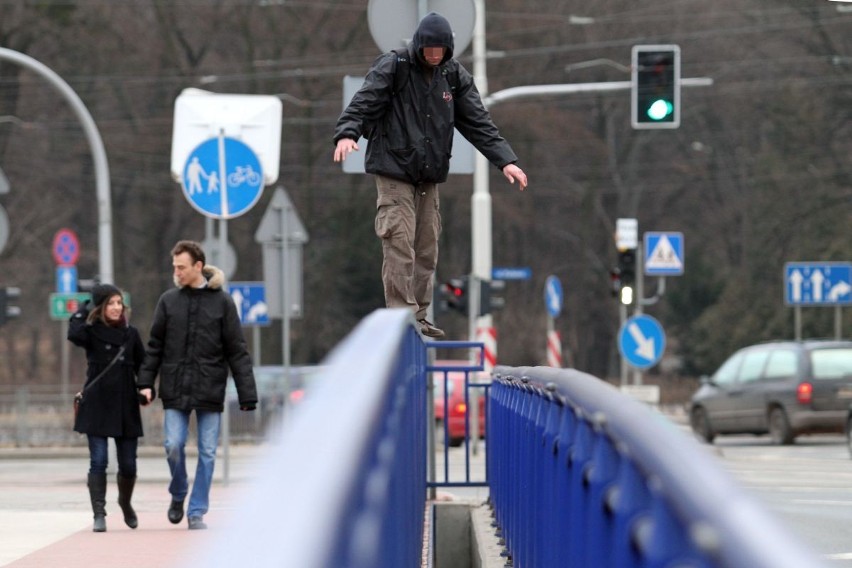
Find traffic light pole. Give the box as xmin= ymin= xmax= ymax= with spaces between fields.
xmin=0 ymin=48 xmax=114 ymax=284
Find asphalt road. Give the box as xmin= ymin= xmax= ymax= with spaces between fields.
xmin=704 ymin=433 xmax=852 ymax=565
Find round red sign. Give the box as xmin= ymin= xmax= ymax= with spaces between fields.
xmin=52 ymin=228 xmax=80 ymax=266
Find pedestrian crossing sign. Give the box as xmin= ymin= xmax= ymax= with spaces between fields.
xmin=644 ymin=232 xmax=684 ymax=275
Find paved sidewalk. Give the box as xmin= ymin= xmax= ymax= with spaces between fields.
xmin=0 ymin=444 xmax=265 ymax=568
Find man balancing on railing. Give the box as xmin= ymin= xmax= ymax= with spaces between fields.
xmin=333 ymin=11 xmax=528 ymax=339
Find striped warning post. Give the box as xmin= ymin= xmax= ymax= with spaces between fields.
xmin=547 ymin=329 xmax=563 ymax=368
xmin=476 ymin=326 xmax=497 ymax=373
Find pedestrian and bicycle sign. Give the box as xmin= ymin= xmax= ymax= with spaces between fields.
xmin=784 ymin=262 xmax=852 ymax=306
xmin=644 ymin=232 xmax=684 ymax=276
xmin=618 ymin=314 xmax=666 ymax=369
xmin=182 ymin=137 xmax=264 ymax=219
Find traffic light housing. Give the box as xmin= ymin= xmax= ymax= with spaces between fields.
xmin=0 ymin=286 xmax=21 ymax=326
xmin=617 ymin=250 xmax=637 ymax=305
xmin=631 ymin=45 xmax=680 ymax=129
xmin=440 ymin=277 xmax=468 ymax=314
xmin=480 ymin=279 xmax=506 ymax=316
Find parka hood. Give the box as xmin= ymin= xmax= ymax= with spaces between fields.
xmin=412 ymin=12 xmax=454 ymax=64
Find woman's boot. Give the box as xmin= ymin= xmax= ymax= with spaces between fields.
xmin=116 ymin=473 xmax=138 ymax=529
xmin=87 ymin=472 xmax=107 ymax=532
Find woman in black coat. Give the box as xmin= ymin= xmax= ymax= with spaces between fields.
xmin=69 ymin=284 xmax=147 ymax=532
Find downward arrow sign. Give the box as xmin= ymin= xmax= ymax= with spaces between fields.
xmin=628 ymin=323 xmax=656 ymax=361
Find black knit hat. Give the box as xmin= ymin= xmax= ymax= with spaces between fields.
xmin=91 ymin=284 xmax=122 ymax=308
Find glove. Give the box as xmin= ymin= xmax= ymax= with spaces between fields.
xmin=240 ymin=404 xmax=257 ymax=411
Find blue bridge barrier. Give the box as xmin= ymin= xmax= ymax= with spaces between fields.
xmin=200 ymin=310 xmax=825 ymax=567
xmin=489 ymin=365 xmax=826 ymax=568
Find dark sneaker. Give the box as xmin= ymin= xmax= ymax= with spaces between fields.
xmin=168 ymin=499 xmax=185 ymax=524
xmin=188 ymin=516 xmax=207 ymax=530
xmin=418 ymin=319 xmax=445 ymax=339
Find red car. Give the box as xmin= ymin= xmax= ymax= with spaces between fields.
xmin=433 ymin=368 xmax=486 ymax=447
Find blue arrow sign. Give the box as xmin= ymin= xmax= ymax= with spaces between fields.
xmin=182 ymin=137 xmax=264 ymax=219
xmin=56 ymin=266 xmax=78 ymax=293
xmin=644 ymin=232 xmax=684 ymax=276
xmin=784 ymin=262 xmax=852 ymax=306
xmin=618 ymin=314 xmax=666 ymax=369
xmin=544 ymin=275 xmax=563 ymax=318
xmin=229 ymin=282 xmax=270 ymax=326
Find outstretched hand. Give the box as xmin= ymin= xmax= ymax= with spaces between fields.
xmin=333 ymin=138 xmax=359 ymax=163
xmin=502 ymin=164 xmax=528 ymax=191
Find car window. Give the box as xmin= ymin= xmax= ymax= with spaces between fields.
xmin=739 ymin=351 xmax=770 ymax=383
xmin=713 ymin=352 xmax=743 ymax=386
xmin=764 ymin=349 xmax=798 ymax=379
xmin=811 ymin=348 xmax=852 ymax=380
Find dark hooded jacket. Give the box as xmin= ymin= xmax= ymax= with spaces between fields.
xmin=69 ymin=306 xmax=146 ymax=438
xmin=137 ymin=265 xmax=257 ymax=412
xmin=333 ymin=12 xmax=518 ymax=185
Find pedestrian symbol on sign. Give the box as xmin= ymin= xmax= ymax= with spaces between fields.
xmin=644 ymin=232 xmax=684 ymax=276
xmin=181 ymin=137 xmax=265 ymax=219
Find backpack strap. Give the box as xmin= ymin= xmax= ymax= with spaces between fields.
xmin=391 ymin=48 xmax=410 ymax=95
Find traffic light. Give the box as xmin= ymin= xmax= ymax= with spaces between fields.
xmin=440 ymin=277 xmax=468 ymax=314
xmin=0 ymin=286 xmax=21 ymax=326
xmin=609 ymin=268 xmax=622 ymax=298
xmin=480 ymin=279 xmax=506 ymax=316
xmin=631 ymin=45 xmax=680 ymax=129
xmin=617 ymin=250 xmax=637 ymax=305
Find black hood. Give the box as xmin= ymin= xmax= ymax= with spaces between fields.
xmin=411 ymin=12 xmax=454 ymax=63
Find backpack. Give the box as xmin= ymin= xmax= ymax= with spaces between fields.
xmin=362 ymin=48 xmax=460 ymax=140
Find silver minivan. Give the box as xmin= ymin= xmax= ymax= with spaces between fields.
xmin=689 ymin=340 xmax=852 ymax=445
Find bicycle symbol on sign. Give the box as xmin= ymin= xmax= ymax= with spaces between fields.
xmin=228 ymin=165 xmax=261 ymax=187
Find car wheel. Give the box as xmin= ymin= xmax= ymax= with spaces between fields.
xmin=768 ymin=407 xmax=794 ymax=445
xmin=690 ymin=407 xmax=715 ymax=443
xmin=449 ymin=436 xmax=464 ymax=448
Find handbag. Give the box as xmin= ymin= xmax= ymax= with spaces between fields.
xmin=73 ymin=345 xmax=126 ymax=421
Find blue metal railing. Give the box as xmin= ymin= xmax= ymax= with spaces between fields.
xmin=426 ymin=341 xmax=488 ymax=488
xmin=201 ymin=309 xmax=427 ymax=568
xmin=489 ymin=365 xmax=827 ymax=568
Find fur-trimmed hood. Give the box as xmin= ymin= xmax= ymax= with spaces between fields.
xmin=173 ymin=264 xmax=225 ymax=290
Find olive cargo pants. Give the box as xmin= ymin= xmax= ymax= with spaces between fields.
xmin=374 ymin=175 xmax=441 ymax=321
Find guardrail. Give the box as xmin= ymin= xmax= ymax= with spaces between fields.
xmin=489 ymin=365 xmax=827 ymax=568
xmin=201 ymin=308 xmax=427 ymax=568
xmin=426 ymin=341 xmax=488 ymax=489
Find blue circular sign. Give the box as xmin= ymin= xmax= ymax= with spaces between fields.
xmin=544 ymin=275 xmax=563 ymax=318
xmin=618 ymin=314 xmax=666 ymax=370
xmin=182 ymin=137 xmax=264 ymax=219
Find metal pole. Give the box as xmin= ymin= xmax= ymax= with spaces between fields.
xmin=633 ymin=242 xmax=643 ymax=385
xmin=835 ymin=306 xmax=842 ymax=340
xmin=471 ymin=0 xmax=493 ymax=344
xmin=60 ymin=321 xmax=70 ymax=399
xmin=0 ymin=48 xmax=113 ymax=283
xmin=277 ymin=204 xmax=292 ymax=394
xmin=619 ymin=302 xmax=628 ymax=386
xmin=795 ymin=306 xmax=802 ymax=340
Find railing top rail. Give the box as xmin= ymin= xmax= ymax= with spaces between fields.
xmin=203 ymin=308 xmax=419 ymax=568
xmin=494 ymin=365 xmax=825 ymax=568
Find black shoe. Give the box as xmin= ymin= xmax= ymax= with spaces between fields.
xmin=188 ymin=516 xmax=207 ymax=530
xmin=168 ymin=499 xmax=185 ymax=524
xmin=418 ymin=319 xmax=445 ymax=339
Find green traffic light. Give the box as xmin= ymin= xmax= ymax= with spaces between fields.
xmin=646 ymin=99 xmax=674 ymax=121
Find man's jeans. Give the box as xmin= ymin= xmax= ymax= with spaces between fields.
xmin=164 ymin=409 xmax=221 ymax=519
